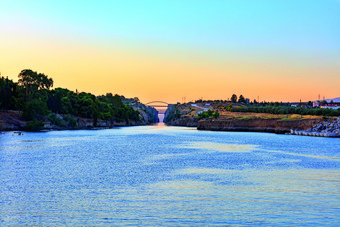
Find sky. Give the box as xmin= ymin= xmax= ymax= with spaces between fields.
xmin=1 ymin=0 xmax=339 ymax=103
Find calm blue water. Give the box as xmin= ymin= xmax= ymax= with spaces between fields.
xmin=1 ymin=124 xmax=339 ymax=226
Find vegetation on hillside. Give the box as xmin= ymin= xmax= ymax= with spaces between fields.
xmin=231 ymin=106 xmax=340 ymax=117
xmin=0 ymin=69 xmax=157 ymax=130
xmin=164 ymin=95 xmax=340 ymax=124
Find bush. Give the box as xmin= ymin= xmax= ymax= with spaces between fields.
xmin=231 ymin=105 xmax=340 ymax=117
xmin=174 ymin=113 xmax=181 ymax=119
xmin=24 ymin=119 xmax=44 ymax=131
xmin=212 ymin=110 xmax=220 ymax=119
xmin=63 ymin=114 xmax=78 ymax=127
xmin=48 ymin=113 xmax=67 ymax=127
xmin=68 ymin=117 xmax=78 ymax=127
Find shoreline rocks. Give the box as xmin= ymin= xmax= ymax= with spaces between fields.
xmin=166 ymin=116 xmax=198 ymax=127
xmin=288 ymin=117 xmax=340 ymax=137
xmin=0 ymin=110 xmax=157 ymax=132
xmin=197 ymin=118 xmax=323 ymax=135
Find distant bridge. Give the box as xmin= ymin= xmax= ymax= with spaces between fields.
xmin=145 ymin=101 xmax=169 ymax=107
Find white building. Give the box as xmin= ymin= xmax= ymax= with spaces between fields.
xmin=313 ymin=101 xmax=320 ymax=107
xmin=320 ymin=105 xmax=339 ymax=110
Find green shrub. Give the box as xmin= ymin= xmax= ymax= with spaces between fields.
xmin=63 ymin=114 xmax=78 ymax=127
xmin=47 ymin=113 xmax=67 ymax=127
xmin=174 ymin=113 xmax=181 ymax=119
xmin=22 ymin=99 xmax=51 ymax=121
xmin=212 ymin=110 xmax=220 ymax=119
xmin=24 ymin=119 xmax=44 ymax=131
xmin=68 ymin=117 xmax=78 ymax=127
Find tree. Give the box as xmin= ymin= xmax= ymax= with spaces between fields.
xmin=238 ymin=95 xmax=245 ymax=103
xmin=22 ymin=98 xmax=51 ymax=121
xmin=207 ymin=109 xmax=213 ymax=117
xmin=212 ymin=110 xmax=220 ymax=119
xmin=133 ymin=97 xmax=140 ymax=103
xmin=274 ymin=102 xmax=280 ymax=107
xmin=307 ymin=101 xmax=313 ymax=107
xmin=18 ymin=69 xmax=53 ymax=101
xmin=225 ymin=104 xmax=232 ymax=111
xmin=231 ymin=94 xmax=237 ymax=103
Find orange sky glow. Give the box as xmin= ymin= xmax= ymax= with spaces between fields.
xmin=1 ymin=1 xmax=339 ymax=104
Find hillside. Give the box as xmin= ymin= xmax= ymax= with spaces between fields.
xmin=321 ymin=97 xmax=340 ymax=103
xmin=164 ymin=101 xmax=339 ymax=137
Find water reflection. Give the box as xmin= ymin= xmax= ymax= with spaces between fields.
xmin=0 ymin=126 xmax=339 ymax=226
xmin=175 ymin=168 xmax=232 ymax=175
xmin=180 ymin=141 xmax=257 ymax=153
xmin=261 ymin=148 xmax=340 ymax=161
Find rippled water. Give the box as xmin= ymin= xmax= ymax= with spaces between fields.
xmin=1 ymin=124 xmax=339 ymax=226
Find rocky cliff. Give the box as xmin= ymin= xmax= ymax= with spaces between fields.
xmin=167 ymin=116 xmax=198 ymax=127
xmin=197 ymin=118 xmax=322 ymax=134
xmin=289 ymin=117 xmax=340 ymax=137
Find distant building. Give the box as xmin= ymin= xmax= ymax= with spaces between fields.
xmin=291 ymin=104 xmax=298 ymax=107
xmin=320 ymin=105 xmax=339 ymax=110
xmin=313 ymin=101 xmax=320 ymax=107
xmin=245 ymin=98 xmax=250 ymax=104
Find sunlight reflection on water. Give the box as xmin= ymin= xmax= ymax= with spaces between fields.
xmin=0 ymin=126 xmax=339 ymax=226
xmin=179 ymin=141 xmax=258 ymax=153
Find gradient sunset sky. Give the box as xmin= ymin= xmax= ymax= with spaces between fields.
xmin=1 ymin=0 xmax=339 ymax=103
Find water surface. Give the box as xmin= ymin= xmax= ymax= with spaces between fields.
xmin=1 ymin=124 xmax=339 ymax=226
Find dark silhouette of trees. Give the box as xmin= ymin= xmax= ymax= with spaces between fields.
xmin=231 ymin=94 xmax=237 ymax=103
xmin=238 ymin=95 xmax=245 ymax=103
xmin=1 ymin=69 xmax=147 ymax=129
xmin=18 ymin=69 xmax=53 ymax=101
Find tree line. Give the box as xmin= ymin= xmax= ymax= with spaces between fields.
xmin=0 ymin=69 xmax=150 ymax=129
xmin=231 ymin=106 xmax=340 ymax=117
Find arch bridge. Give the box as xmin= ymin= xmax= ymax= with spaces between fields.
xmin=145 ymin=101 xmax=169 ymax=107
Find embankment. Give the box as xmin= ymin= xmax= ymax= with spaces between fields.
xmin=0 ymin=110 xmax=158 ymax=131
xmin=197 ymin=118 xmax=322 ymax=134
xmin=167 ymin=116 xmax=198 ymax=127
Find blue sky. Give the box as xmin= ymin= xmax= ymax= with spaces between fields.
xmin=3 ymin=0 xmax=339 ymax=51
xmin=1 ymin=0 xmax=339 ymax=102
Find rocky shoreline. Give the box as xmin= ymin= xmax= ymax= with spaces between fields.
xmin=0 ymin=111 xmax=158 ymax=132
xmin=197 ymin=118 xmax=323 ymax=134
xmin=166 ymin=116 xmax=340 ymax=138
xmin=166 ymin=116 xmax=198 ymax=127
xmin=288 ymin=117 xmax=340 ymax=137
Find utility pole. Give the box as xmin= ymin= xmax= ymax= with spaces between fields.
xmin=287 ymin=102 xmax=289 ymax=118
xmin=5 ymin=76 xmax=9 ymax=112
xmin=300 ymin=99 xmax=302 ymax=118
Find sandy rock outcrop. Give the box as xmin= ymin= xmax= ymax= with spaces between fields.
xmin=167 ymin=117 xmax=198 ymax=127
xmin=197 ymin=118 xmax=323 ymax=134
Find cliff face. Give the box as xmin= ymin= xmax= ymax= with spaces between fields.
xmin=197 ymin=118 xmax=322 ymax=134
xmin=167 ymin=116 xmax=198 ymax=127
xmin=0 ymin=111 xmax=25 ymax=131
xmin=164 ymin=104 xmax=198 ymax=127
